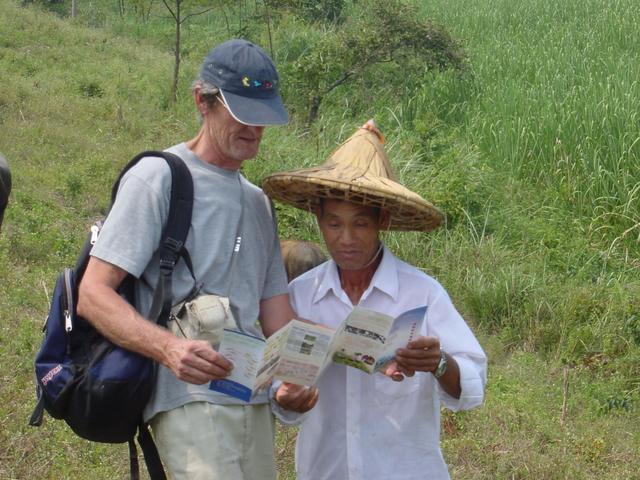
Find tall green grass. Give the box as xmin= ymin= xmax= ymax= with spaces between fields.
xmin=416 ymin=0 xmax=640 ymax=259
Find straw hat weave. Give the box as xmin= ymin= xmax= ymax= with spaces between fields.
xmin=262 ymin=120 xmax=443 ymax=232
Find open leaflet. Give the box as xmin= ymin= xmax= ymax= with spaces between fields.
xmin=209 ymin=305 xmax=426 ymax=401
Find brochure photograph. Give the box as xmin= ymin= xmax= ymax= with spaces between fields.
xmin=332 ymin=305 xmax=427 ymax=374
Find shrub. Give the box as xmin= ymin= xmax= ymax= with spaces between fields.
xmin=280 ymin=0 xmax=465 ymax=127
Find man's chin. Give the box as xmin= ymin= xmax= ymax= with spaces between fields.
xmin=336 ymin=260 xmax=367 ymax=272
xmin=237 ymin=149 xmax=259 ymax=161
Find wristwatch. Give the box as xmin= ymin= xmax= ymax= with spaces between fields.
xmin=434 ymin=350 xmax=448 ymax=378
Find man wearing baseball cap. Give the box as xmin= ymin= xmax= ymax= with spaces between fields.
xmin=78 ymin=39 xmax=317 ymax=479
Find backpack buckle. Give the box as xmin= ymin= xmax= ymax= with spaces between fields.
xmin=159 ymin=238 xmax=184 ymax=272
xmin=163 ymin=237 xmax=184 ymax=253
xmin=159 ymin=258 xmax=176 ymax=271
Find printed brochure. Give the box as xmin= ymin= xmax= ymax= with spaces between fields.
xmin=209 ymin=320 xmax=334 ymax=402
xmin=209 ymin=305 xmax=426 ymax=401
xmin=331 ymin=305 xmax=426 ymax=374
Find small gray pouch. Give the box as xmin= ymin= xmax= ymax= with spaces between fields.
xmin=169 ymin=294 xmax=237 ymax=349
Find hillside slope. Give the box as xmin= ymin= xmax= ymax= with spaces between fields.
xmin=0 ymin=1 xmax=182 ymax=477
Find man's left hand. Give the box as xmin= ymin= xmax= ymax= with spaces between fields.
xmin=395 ymin=336 xmax=441 ymax=374
xmin=275 ymin=382 xmax=319 ymax=413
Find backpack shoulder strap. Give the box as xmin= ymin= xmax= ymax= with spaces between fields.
xmin=76 ymin=150 xmax=194 ymax=325
xmin=111 ymin=151 xmax=193 ymax=248
xmin=123 ymin=151 xmax=194 ymax=326
xmin=137 ymin=423 xmax=167 ymax=480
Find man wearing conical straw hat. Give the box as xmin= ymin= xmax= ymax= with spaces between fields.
xmin=263 ymin=120 xmax=487 ymax=480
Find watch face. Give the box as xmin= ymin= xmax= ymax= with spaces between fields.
xmin=435 ymin=351 xmax=447 ymax=378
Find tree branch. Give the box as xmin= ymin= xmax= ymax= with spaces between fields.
xmin=181 ymin=7 xmax=215 ymax=24
xmin=161 ymin=0 xmax=177 ymax=22
xmin=217 ymin=0 xmax=231 ymax=36
xmin=320 ymin=50 xmax=393 ymax=98
xmin=321 ymin=70 xmax=355 ymax=96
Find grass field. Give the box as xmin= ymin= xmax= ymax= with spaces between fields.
xmin=1 ymin=0 xmax=638 ymax=478
xmin=419 ymin=0 xmax=640 ymax=261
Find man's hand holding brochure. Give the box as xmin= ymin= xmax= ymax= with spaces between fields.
xmin=209 ymin=305 xmax=427 ymax=401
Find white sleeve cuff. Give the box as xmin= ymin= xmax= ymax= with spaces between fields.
xmin=269 ymin=381 xmax=308 ymax=426
xmin=438 ymin=354 xmax=487 ymax=412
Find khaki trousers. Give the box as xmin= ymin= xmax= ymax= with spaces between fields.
xmin=150 ymin=402 xmax=277 ymax=480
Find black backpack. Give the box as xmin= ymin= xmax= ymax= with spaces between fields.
xmin=29 ymin=151 xmax=194 ymax=480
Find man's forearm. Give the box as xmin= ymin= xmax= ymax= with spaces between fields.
xmin=77 ymin=279 xmax=176 ymax=366
xmin=259 ymin=293 xmax=296 ymax=337
xmin=435 ymin=353 xmax=461 ymax=399
xmin=77 ymin=257 xmax=233 ymax=385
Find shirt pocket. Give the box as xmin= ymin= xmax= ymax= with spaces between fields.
xmin=374 ymin=373 xmax=420 ymax=398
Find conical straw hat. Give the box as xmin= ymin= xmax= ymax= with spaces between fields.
xmin=262 ymin=120 xmax=443 ymax=232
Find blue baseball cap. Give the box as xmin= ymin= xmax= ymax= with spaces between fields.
xmin=199 ymin=39 xmax=288 ymax=126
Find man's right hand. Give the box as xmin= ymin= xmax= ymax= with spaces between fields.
xmin=79 ymin=257 xmax=233 ymax=385
xmin=163 ymin=337 xmax=233 ymax=385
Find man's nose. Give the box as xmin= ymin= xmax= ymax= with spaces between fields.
xmin=339 ymin=226 xmax=356 ymax=245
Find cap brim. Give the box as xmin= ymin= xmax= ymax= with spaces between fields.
xmin=219 ymin=90 xmax=288 ymax=126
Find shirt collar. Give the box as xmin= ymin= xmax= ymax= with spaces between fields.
xmin=311 ymin=245 xmax=399 ymax=305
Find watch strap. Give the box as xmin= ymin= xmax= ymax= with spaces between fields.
xmin=434 ymin=350 xmax=447 ymax=378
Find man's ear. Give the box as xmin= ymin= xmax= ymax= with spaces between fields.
xmin=193 ymin=87 xmax=209 ymax=116
xmin=313 ymin=205 xmax=322 ymax=221
xmin=379 ymin=210 xmax=391 ymax=231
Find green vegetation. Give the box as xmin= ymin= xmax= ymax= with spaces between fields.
xmin=277 ymin=0 xmax=466 ymax=126
xmin=1 ymin=0 xmax=638 ymax=478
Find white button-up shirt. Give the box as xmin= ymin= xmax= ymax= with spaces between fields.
xmin=288 ymin=246 xmax=487 ymax=480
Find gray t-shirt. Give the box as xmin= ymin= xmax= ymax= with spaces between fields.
xmin=91 ymin=143 xmax=288 ymax=420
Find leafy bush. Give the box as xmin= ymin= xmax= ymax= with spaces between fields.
xmin=273 ymin=0 xmax=345 ymax=23
xmin=280 ymin=0 xmax=466 ymax=126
